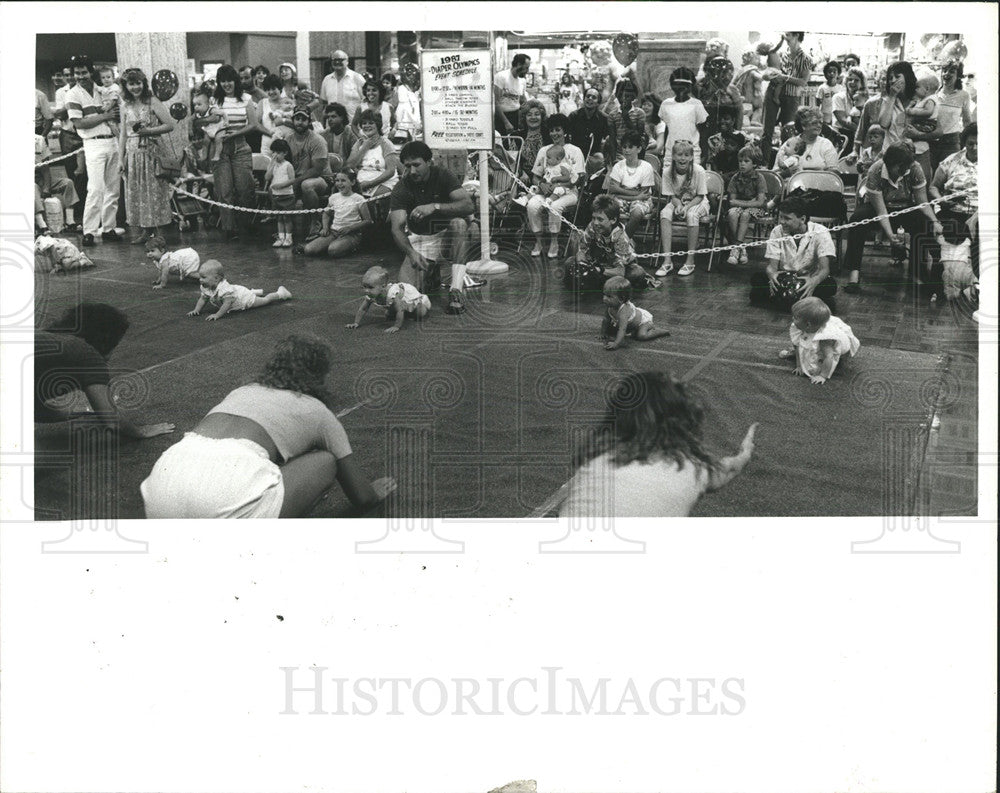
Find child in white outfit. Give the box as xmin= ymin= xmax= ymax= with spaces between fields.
xmin=780 ymin=296 xmax=860 ymax=384
xmin=601 ymin=276 xmax=671 ymax=350
xmin=146 ymin=235 xmax=201 ymax=289
xmin=346 ymin=265 xmax=430 ymax=334
xmin=188 ymin=260 xmax=291 ymax=321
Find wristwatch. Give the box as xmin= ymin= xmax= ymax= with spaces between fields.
xmin=434 ymin=203 xmax=441 ymax=213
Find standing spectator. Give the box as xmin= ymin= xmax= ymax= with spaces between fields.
xmin=698 ymin=55 xmax=743 ymax=162
xmin=389 ymin=141 xmax=475 ymax=314
xmin=319 ymin=50 xmax=367 ymax=121
xmin=568 ymin=86 xmax=616 ymax=169
xmin=929 ymin=59 xmax=974 ymax=171
xmin=854 ymin=61 xmax=916 ymax=156
xmin=253 ymin=65 xmax=270 ymax=92
xmin=53 ymin=63 xmax=85 ymax=228
xmin=381 ymin=72 xmax=400 ymax=110
xmin=320 ymin=102 xmax=358 ymax=170
xmin=350 ymin=80 xmax=394 ymax=137
xmin=65 ymin=54 xmax=122 ymax=247
xmin=760 ymin=32 xmax=813 ymax=166
xmin=733 ymin=51 xmax=764 ymax=125
xmin=285 ymin=108 xmax=332 ymax=247
xmin=239 ymin=65 xmax=266 ymax=102
xmin=277 ymin=62 xmax=308 ymax=97
xmin=555 ymin=72 xmax=582 ymax=115
xmin=814 ymin=61 xmax=843 ymax=126
xmin=258 ymin=74 xmax=289 ymax=158
xmin=117 ymin=68 xmax=175 ymax=244
xmin=494 ymin=53 xmax=531 ymax=134
xmin=624 ymin=92 xmax=663 ymax=154
xmin=211 ymin=64 xmax=260 ymax=242
xmin=393 ymin=66 xmax=422 ymax=142
xmin=656 ymin=67 xmax=708 ymax=170
xmin=832 ymin=67 xmax=867 ymax=154
xmin=35 ymin=89 xmax=54 ymax=137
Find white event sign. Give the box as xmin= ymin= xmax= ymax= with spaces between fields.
xmin=420 ymin=49 xmax=494 ymax=150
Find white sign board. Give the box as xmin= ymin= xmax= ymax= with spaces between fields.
xmin=420 ymin=49 xmax=494 ymax=150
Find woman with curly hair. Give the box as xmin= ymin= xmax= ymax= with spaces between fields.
xmin=141 ymin=335 xmax=394 ymax=518
xmin=559 ymin=371 xmax=758 ymax=517
xmin=832 ymin=66 xmax=868 ymax=154
xmin=515 ymin=99 xmax=550 ymax=181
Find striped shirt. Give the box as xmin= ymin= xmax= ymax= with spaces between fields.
xmin=65 ymin=83 xmax=113 ymax=139
xmin=780 ymin=48 xmax=813 ymax=98
xmin=215 ymin=94 xmax=252 ymax=129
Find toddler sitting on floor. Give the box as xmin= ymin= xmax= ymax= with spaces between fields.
xmin=780 ymin=296 xmax=860 ymax=384
xmin=601 ymin=276 xmax=671 ymax=350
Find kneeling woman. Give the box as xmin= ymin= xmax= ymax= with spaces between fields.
xmin=141 ymin=335 xmax=393 ymax=518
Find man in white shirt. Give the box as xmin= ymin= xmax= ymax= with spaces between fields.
xmin=749 ymin=195 xmax=838 ymax=310
xmin=493 ymin=53 xmax=531 ymax=133
xmin=65 ymin=54 xmax=121 ymax=246
xmin=319 ymin=50 xmax=367 ymax=120
xmin=52 ymin=64 xmax=85 ymax=227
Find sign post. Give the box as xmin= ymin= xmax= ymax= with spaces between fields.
xmin=420 ymin=44 xmax=509 ymax=296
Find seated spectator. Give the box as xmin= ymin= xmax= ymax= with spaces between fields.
xmin=843 ymin=142 xmax=943 ymax=296
xmin=774 ymin=107 xmax=840 ymax=177
xmin=929 ymin=122 xmax=978 ymax=275
xmin=35 ymin=302 xmax=174 ymax=438
xmin=624 ymin=92 xmax=664 ymax=154
xmin=346 ymin=110 xmax=400 ymax=198
xmin=725 ymin=145 xmax=768 ymax=265
xmin=832 ymin=67 xmax=868 ymax=154
xmin=567 ymin=194 xmax=651 ymax=290
xmin=320 ymin=102 xmax=358 ymax=171
xmin=525 ymin=114 xmax=585 ymax=260
xmin=607 ymin=131 xmax=657 ymax=237
xmin=569 ymin=87 xmax=616 ymax=171
xmin=749 ymin=196 xmax=838 ymax=310
xmin=706 ymin=107 xmax=747 ymax=175
xmin=515 ymin=100 xmax=549 ymax=182
xmin=141 ymin=335 xmax=393 ymax=518
xmin=35 ymin=134 xmax=79 ymax=234
xmin=698 ymin=55 xmax=743 ymax=159
xmin=285 ymin=108 xmax=333 ymax=246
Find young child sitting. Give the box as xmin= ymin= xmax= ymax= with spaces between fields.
xmin=265 ymin=138 xmax=296 ymax=248
xmin=601 ymin=276 xmax=671 ymax=350
xmin=906 ymin=73 xmax=939 ymax=180
xmin=146 ymin=235 xmax=201 ymax=289
xmin=608 ymin=130 xmax=657 ymax=237
xmin=776 ymin=136 xmax=807 ymax=173
xmin=725 ymin=145 xmax=768 ymax=266
xmin=346 ymin=265 xmax=430 ymax=334
xmin=657 ymin=139 xmax=709 ymax=277
xmin=530 ymin=144 xmax=573 ymax=203
xmin=779 ymin=296 xmax=860 ymax=385
xmin=304 ymin=168 xmax=373 ymax=258
xmin=187 ymin=260 xmax=291 ymax=321
xmin=572 ymin=195 xmax=655 ymax=290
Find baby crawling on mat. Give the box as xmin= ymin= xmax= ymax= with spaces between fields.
xmin=601 ymin=276 xmax=671 ymax=351
xmin=146 ymin=235 xmax=201 ymax=289
xmin=187 ymin=260 xmax=292 ymax=322
xmin=346 ymin=265 xmax=430 ymax=334
xmin=779 ymin=296 xmax=860 ymax=384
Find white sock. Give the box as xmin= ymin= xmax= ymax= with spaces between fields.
xmin=65 ymin=210 xmax=74 ymax=224
xmin=450 ymin=263 xmax=466 ymax=294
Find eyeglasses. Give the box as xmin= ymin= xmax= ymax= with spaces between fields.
xmin=332 ymin=59 xmax=346 ymax=64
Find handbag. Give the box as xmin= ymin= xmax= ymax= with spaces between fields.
xmin=152 ymin=138 xmax=183 ymax=180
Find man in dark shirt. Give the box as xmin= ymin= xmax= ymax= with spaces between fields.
xmin=568 ymin=87 xmax=616 ymax=169
xmin=286 ymin=109 xmax=332 ymax=248
xmin=389 ymin=141 xmax=475 ymax=314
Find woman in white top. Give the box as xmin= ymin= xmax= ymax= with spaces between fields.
xmin=393 ymin=71 xmax=422 ymax=141
xmin=929 ymin=59 xmax=974 ymax=171
xmin=351 ymin=80 xmax=395 ymax=139
xmin=775 ymin=106 xmax=840 ymax=177
xmin=141 ymin=335 xmax=394 ymax=518
xmin=211 ymin=65 xmax=260 ymax=240
xmin=346 ymin=109 xmax=400 ymax=196
xmin=258 ymin=73 xmax=290 ymax=158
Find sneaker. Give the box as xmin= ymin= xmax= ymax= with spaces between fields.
xmin=726 ymin=252 xmax=739 ymax=266
xmin=276 ymin=286 xmax=292 ymax=300
xmin=547 ymin=241 xmax=560 ymax=258
xmin=282 ymin=235 xmax=294 ymax=248
xmin=272 ymin=237 xmax=285 ymax=248
xmin=530 ymin=243 xmax=541 ymax=257
xmin=463 ymin=274 xmax=485 ymax=290
xmin=82 ymin=234 xmax=95 ymax=247
xmin=677 ymin=261 xmax=696 ymax=277
xmin=654 ymin=259 xmax=673 ymax=277
xmin=446 ymin=290 xmax=466 ymax=314
xmin=739 ymin=249 xmax=749 ymax=265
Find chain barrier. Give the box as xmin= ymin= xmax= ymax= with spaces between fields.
xmin=487 ymin=152 xmax=972 ymax=260
xmin=169 ymin=184 xmax=390 ymax=215
xmin=34 ymin=148 xmax=84 ymax=169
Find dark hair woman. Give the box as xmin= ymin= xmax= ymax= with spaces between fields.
xmin=211 ymin=64 xmax=260 ymax=240
xmin=854 ymin=61 xmax=917 ymax=156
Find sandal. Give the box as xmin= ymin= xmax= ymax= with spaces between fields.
xmin=677 ymin=262 xmax=696 ymax=277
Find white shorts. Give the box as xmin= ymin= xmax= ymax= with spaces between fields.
xmin=140 ymin=432 xmax=284 ymax=518
xmin=408 ymin=230 xmax=447 ymax=261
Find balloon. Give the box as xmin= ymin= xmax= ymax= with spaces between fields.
xmin=938 ymin=39 xmax=968 ymax=64
xmin=152 ymin=69 xmax=179 ymax=102
xmin=612 ymin=33 xmax=639 ymax=67
xmin=169 ymin=102 xmax=188 ymax=121
xmin=401 ymin=62 xmax=419 ymax=84
xmin=748 ymin=31 xmax=761 ymax=45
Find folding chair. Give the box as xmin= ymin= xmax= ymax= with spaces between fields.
xmin=784 ymin=170 xmax=847 ymax=269
xmin=649 ymin=169 xmax=725 ymax=271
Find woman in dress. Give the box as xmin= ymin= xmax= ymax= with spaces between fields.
xmin=346 ymin=110 xmax=400 ymax=197
xmin=117 ymin=68 xmax=175 ymax=244
xmin=141 ymin=335 xmax=394 ymax=519
xmin=211 ymin=64 xmax=260 ymax=241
